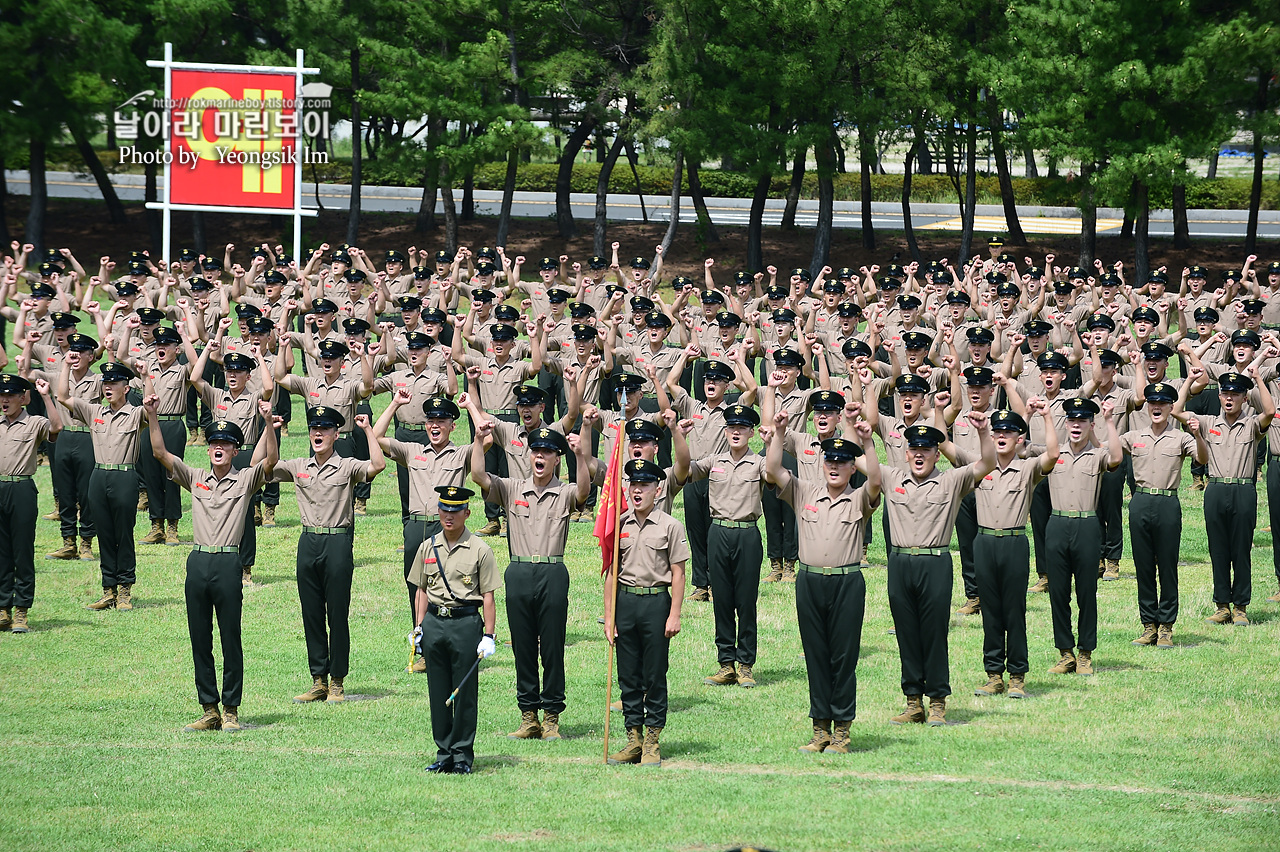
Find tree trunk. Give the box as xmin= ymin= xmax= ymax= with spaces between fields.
xmin=25 ymin=136 xmax=46 ymax=253
xmin=1134 ymin=180 xmax=1150 ymax=283
xmin=809 ymin=134 xmax=835 ymax=276
xmin=1078 ymin=163 xmax=1097 ymax=267
xmin=687 ymin=157 xmax=719 ymax=243
xmin=0 ymin=155 xmax=10 ymax=247
xmin=495 ymin=147 xmax=519 ymax=247
xmin=556 ymin=117 xmax=597 ymax=238
xmin=988 ymin=99 xmax=1026 ymax=244
xmin=902 ymin=124 xmax=922 ymax=264
xmin=191 ymin=212 xmax=206 ymax=254
xmin=1246 ymin=67 xmax=1270 ymax=255
xmin=462 ymin=166 xmax=475 ymax=221
xmin=858 ymin=123 xmax=876 ymax=250
xmin=68 ymin=123 xmax=126 ymax=225
xmin=781 ymin=144 xmax=806 ymax=230
xmin=415 ymin=120 xmax=442 ymax=233
xmin=1047 ymin=155 xmax=1058 ymax=179
xmin=593 ymin=133 xmax=627 ymax=256
xmin=1121 ymin=177 xmax=1134 ymax=239
xmin=747 ymin=173 xmax=771 ymax=273
xmin=440 ymin=159 xmax=458 ymax=254
xmin=958 ymin=98 xmax=977 ymax=265
xmin=917 ymin=133 xmax=933 ymax=175
xmin=1172 ymin=182 xmax=1190 ymax=250
xmin=623 ymin=140 xmax=647 ymax=223
xmin=1017 ymin=110 xmax=1038 ymax=177
xmin=1207 ymin=148 xmax=1219 ymax=179
xmin=346 ymin=47 xmax=362 ymax=246
xmin=659 ymin=149 xmax=683 ymax=255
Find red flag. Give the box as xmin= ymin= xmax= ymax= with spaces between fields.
xmin=593 ymin=421 xmax=628 ymax=576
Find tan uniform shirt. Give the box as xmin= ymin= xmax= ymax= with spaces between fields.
xmin=492 ymin=419 xmax=567 ymax=480
xmin=197 ymin=384 xmax=261 ymax=445
xmin=669 ymin=387 xmax=729 ymax=458
xmin=145 ymin=360 xmax=193 ymax=415
xmin=66 ymin=399 xmax=145 ymax=464
xmin=779 ymin=477 xmax=878 ymax=566
xmin=0 ymin=412 xmax=52 ymax=476
xmin=875 ymin=413 xmax=929 ymax=469
xmin=618 ymin=509 xmax=691 ymax=588
xmin=974 ymin=457 xmax=1043 ymax=528
xmin=169 ymin=459 xmax=268 ymax=546
xmin=272 ymin=454 xmax=369 ymax=527
xmin=881 ymin=464 xmax=980 ymax=548
xmin=1047 ymin=445 xmax=1111 ymax=511
xmin=386 ymin=439 xmax=470 ymax=515
xmin=279 ymin=374 xmax=365 ymax=431
xmin=784 ymin=429 xmax=827 ymax=484
xmin=373 ymin=369 xmax=451 ymax=426
xmin=47 ymin=370 xmax=102 ymax=432
xmin=407 ymin=529 xmax=501 ymax=607
xmin=485 ymin=476 xmax=579 ymax=559
xmin=615 ymin=344 xmax=684 ymax=396
xmin=463 ymin=353 xmax=536 ymax=412
xmin=547 ymin=353 xmax=604 ymax=407
xmin=1194 ymin=412 xmax=1265 ymax=479
xmin=689 ymin=452 xmax=766 ymax=522
xmin=1122 ymin=427 xmax=1197 ymax=490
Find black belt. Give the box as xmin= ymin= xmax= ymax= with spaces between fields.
xmin=398 ymin=423 xmax=428 ymax=431
xmin=619 ymin=584 xmax=670 ymax=595
xmin=978 ymin=527 xmax=1025 ymax=537
xmin=511 ymin=556 xmax=563 ymax=564
xmin=428 ymin=603 xmax=482 ymax=618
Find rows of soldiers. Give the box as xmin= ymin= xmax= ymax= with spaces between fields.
xmin=1 ymin=235 xmax=1278 ymax=770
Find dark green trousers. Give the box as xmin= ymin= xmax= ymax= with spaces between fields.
xmin=505 ymin=559 xmax=569 ymax=713
xmin=1097 ymin=460 xmax=1128 ymax=562
xmin=421 ymin=609 xmax=482 ymax=768
xmin=185 ymin=550 xmax=243 ymax=707
xmin=1045 ymin=514 xmax=1100 ymax=651
xmin=0 ymin=479 xmax=38 ymax=609
xmin=886 ymin=552 xmax=952 ymax=698
xmin=353 ymin=402 xmax=373 ymax=502
xmin=616 ymin=588 xmax=672 ymax=728
xmin=684 ymin=478 xmax=711 ymax=588
xmin=956 ymin=493 xmax=978 ymax=599
xmin=402 ymin=517 xmax=442 ymax=623
xmin=707 ymin=523 xmax=762 ymax=666
xmin=1029 ymin=478 xmax=1051 ymax=577
xmin=973 ymin=533 xmax=1030 ymax=675
xmin=762 ymin=452 xmax=798 ymax=561
xmin=796 ymin=569 xmax=865 ymax=721
xmin=88 ymin=468 xmax=138 ymax=588
xmin=53 ymin=431 xmax=95 ymax=539
xmin=1205 ymin=481 xmax=1255 ymax=607
xmin=232 ymin=449 xmax=258 ymax=570
xmin=1129 ymin=492 xmax=1181 ymax=624
xmin=140 ymin=420 xmax=187 ymax=521
xmin=296 ymin=530 xmax=355 ymax=679
xmin=1270 ymin=454 xmax=1280 ymax=586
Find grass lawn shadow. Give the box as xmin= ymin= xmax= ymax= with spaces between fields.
xmin=131 ymin=597 xmax=183 ymax=609
xmin=752 ymin=667 xmax=804 ymax=687
xmin=475 ymin=755 xmax=524 ymax=772
xmin=14 ymin=617 xmax=94 ymax=632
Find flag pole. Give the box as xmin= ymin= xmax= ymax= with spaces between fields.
xmin=602 ymin=399 xmax=627 ymax=762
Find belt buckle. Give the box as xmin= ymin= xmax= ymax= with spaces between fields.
xmin=439 ymin=606 xmax=453 ymax=618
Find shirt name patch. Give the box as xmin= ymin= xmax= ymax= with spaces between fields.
xmin=711 ymin=467 xmax=725 ymax=473
xmin=894 ymin=487 xmax=906 ymax=494
xmin=803 ymin=503 xmax=818 ymax=512
xmin=298 ymin=473 xmax=311 ymax=479
xmin=195 ymin=482 xmax=211 ymax=491
xmin=1134 ymin=443 xmax=1146 ymax=448
xmin=1209 ymin=428 xmax=1222 ymax=436
xmin=514 ymin=499 xmax=529 ymax=507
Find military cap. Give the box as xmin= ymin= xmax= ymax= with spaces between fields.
xmin=395 ymin=295 xmax=423 ymax=312
xmin=38 ymin=262 xmax=61 ymax=277
xmin=876 ymin=276 xmax=902 ymax=291
xmin=772 ymin=308 xmax=798 ymax=325
xmin=902 ymin=331 xmax=933 ymax=350
xmin=28 ymin=283 xmax=57 ymax=300
xmin=998 ymin=252 xmax=1017 ymax=265
xmin=494 ymin=304 xmax=520 ymax=322
xmin=436 ymin=485 xmax=474 ymax=511
xmin=422 ymin=396 xmax=460 ymax=419
xmin=1193 ymin=306 xmax=1219 ymax=323
xmin=126 ymin=261 xmax=149 ymax=276
xmin=700 ymin=290 xmax=726 ymax=305
xmin=644 ymin=310 xmax=672 ymax=329
xmin=836 ymin=267 xmax=857 ymax=279
xmin=223 ymin=352 xmax=257 ymax=372
xmin=490 ymin=324 xmax=518 ymax=342
xmin=246 ymin=316 xmax=275 ymax=336
xmin=235 ymin=303 xmax=263 ymax=319
xmin=475 ymin=246 xmax=498 ymax=261
xmin=528 ymin=427 xmax=570 ymax=455
xmin=341 ymin=317 xmax=371 ymax=335
xmin=538 ymin=256 xmax=559 ymax=271
xmin=988 ymin=236 xmax=1006 ymax=248
xmin=0 ymin=374 xmax=33 ymax=394
xmin=1131 ymin=306 xmax=1160 ymax=324
xmin=774 ymin=349 xmax=805 ymax=368
xmin=626 ymin=418 xmax=663 ymax=443
xmin=343 ymin=269 xmax=369 ymax=285
xmin=714 ymin=310 xmax=742 ymax=327
xmin=811 ymin=390 xmax=845 ymax=412
xmin=1026 ymin=266 xmax=1044 ymax=279
xmin=330 ymin=249 xmax=352 ymax=264
xmin=987 ymin=272 xmax=1009 ymax=286
xmin=836 ymin=301 xmax=862 ymax=318
xmin=1267 ymin=261 xmax=1280 ymax=275
xmin=704 ymin=360 xmax=735 ymax=381
xmin=151 ymin=325 xmax=182 ymax=345
xmin=967 ymin=326 xmax=996 ymax=345
xmin=1148 ymin=270 xmax=1169 ymax=283
xmin=204 ymin=420 xmax=244 ymax=446
xmin=1231 ymin=329 xmax=1261 ymax=349
xmin=625 ymin=458 xmax=664 ymax=483
xmin=306 ymin=406 xmax=346 ymax=430
xmin=276 ymin=254 xmax=294 ymax=266
xmin=42 ymin=249 xmax=63 ymax=265
xmin=1086 ymin=312 xmax=1115 ymax=331
xmin=1241 ymin=298 xmax=1266 ymax=315
xmin=474 ymin=261 xmax=497 ymax=276
xmin=612 ymin=373 xmax=646 ymax=393
xmin=904 ymin=424 xmax=946 ymax=447
xmin=823 ymin=279 xmax=846 ymax=294
xmin=1053 ymin=279 xmax=1076 ymax=294
xmin=250 ymin=247 xmax=271 ymax=261
xmin=842 ymin=338 xmax=872 ymax=360
xmin=514 ymin=385 xmax=547 ymax=406
xmin=932 ymin=271 xmax=953 ymax=286
xmin=433 ymin=250 xmax=452 ymax=264
xmin=385 ymin=250 xmax=406 ymax=264
xmin=67 ymin=333 xmax=97 ymax=352
xmin=587 ymin=255 xmax=608 ymax=270
xmin=471 ymin=288 xmax=497 ymax=303
xmin=1097 ymin=348 xmax=1123 ymax=367
xmin=766 ymin=284 xmax=789 ymax=300
xmin=49 ymin=311 xmax=78 ymax=330
xmin=963 ymin=366 xmax=995 ymax=386
xmin=885 ymin=264 xmax=906 ymax=279
xmin=629 ymin=256 xmax=651 ymax=270
xmin=1025 ymin=320 xmax=1054 ymax=337
xmin=820 ymin=437 xmax=863 ymax=462
xmin=1144 ymin=382 xmax=1178 ymax=404
xmin=990 ymin=409 xmax=1028 ymax=433
xmin=135 ymin=307 xmax=166 ymax=324
xmin=547 ymin=288 xmax=571 ymax=304
xmin=1099 ymin=273 xmax=1122 ymax=288
xmin=630 ymin=295 xmax=656 ymax=314
xmin=671 ymin=276 xmax=695 ymax=290
xmin=177 ymin=248 xmax=198 ymax=263
xmin=723 ymin=404 xmax=760 ymax=427
xmin=1141 ymin=342 xmax=1175 ymax=360
xmin=422 ymin=308 xmax=448 ymax=324
xmin=1219 ymin=371 xmax=1254 ymax=393
xmin=311 ymin=298 xmax=338 ymax=314
xmin=1062 ymin=398 xmax=1100 ymax=419
xmin=202 ymin=257 xmax=224 ymax=271
xmin=317 ymin=339 xmax=350 ymax=359
xmin=996 ymin=281 xmax=1021 ymax=298
xmin=603 ymin=283 xmax=627 ymax=299
xmin=790 ymin=267 xmax=812 ymax=282
xmin=945 ymin=289 xmax=972 ymax=305
xmin=263 ymin=270 xmax=287 ymax=286
xmin=1187 ymin=265 xmax=1209 ymax=278
xmin=404 ymin=331 xmax=435 ymax=349
xmin=896 ymin=294 xmax=922 ymax=310
xmin=895 ymin=375 xmax=931 ymax=395
xmin=100 ymin=362 xmax=136 ymax=383
xmin=1037 ymin=351 xmax=1069 ymax=372
xmin=569 ymin=302 xmax=596 ymax=319
xmin=412 ymin=265 xmax=432 ymax=280
xmin=572 ymin=323 xmax=598 ymax=341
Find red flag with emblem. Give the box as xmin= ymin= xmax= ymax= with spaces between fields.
xmin=593 ymin=420 xmax=628 ymax=576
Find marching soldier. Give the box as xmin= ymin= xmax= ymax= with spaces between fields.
xmin=765 ymin=418 xmax=880 ymax=754
xmin=58 ymin=359 xmax=147 ymax=611
xmin=603 ymin=459 xmax=690 ymax=768
xmin=882 ymin=416 xmax=995 ymax=727
xmin=274 ymin=406 xmax=386 ymax=704
xmin=470 ymin=418 xmax=590 ymax=740
xmin=143 ymin=396 xmax=278 ymax=732
xmin=1044 ymin=398 xmax=1122 ymax=677
xmin=1123 ymin=382 xmax=1206 ymax=649
xmin=135 ymin=325 xmax=191 ymax=546
xmin=411 ymin=486 xmax=500 ymax=775
xmin=0 ymin=374 xmax=61 ymax=633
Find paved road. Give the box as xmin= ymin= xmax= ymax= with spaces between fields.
xmin=9 ymin=170 xmax=1280 ymax=239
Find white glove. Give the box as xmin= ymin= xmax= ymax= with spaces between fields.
xmin=409 ymin=626 xmax=423 ymax=654
xmin=477 ymin=635 xmax=496 ymax=658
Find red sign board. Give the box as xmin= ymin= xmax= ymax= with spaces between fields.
xmin=167 ymin=70 xmax=299 ymax=210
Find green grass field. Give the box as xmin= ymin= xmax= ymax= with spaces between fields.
xmin=2 ymin=405 xmax=1279 ymax=852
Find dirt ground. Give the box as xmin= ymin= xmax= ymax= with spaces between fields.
xmin=1 ymin=196 xmax=1266 ymax=280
